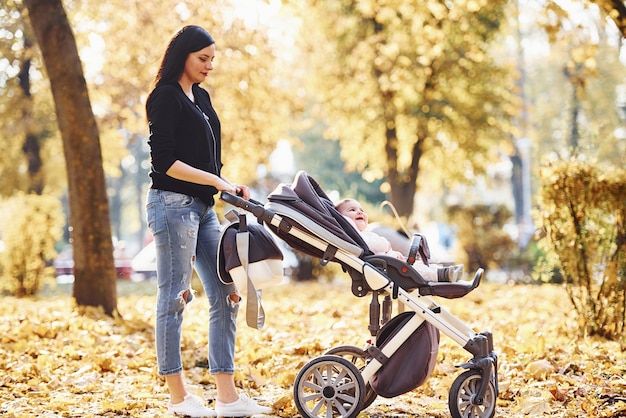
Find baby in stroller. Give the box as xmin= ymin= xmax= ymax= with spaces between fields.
xmin=335 ymin=198 xmax=464 ymax=282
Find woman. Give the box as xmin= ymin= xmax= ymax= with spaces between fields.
xmin=335 ymin=198 xmax=464 ymax=282
xmin=146 ymin=25 xmax=272 ymax=417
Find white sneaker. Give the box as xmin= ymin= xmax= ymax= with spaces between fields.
xmin=168 ymin=394 xmax=217 ymax=417
xmin=215 ymin=394 xmax=272 ymax=417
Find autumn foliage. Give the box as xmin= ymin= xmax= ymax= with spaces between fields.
xmin=536 ymin=159 xmax=626 ymax=339
xmin=447 ymin=203 xmax=518 ymax=274
xmin=2 ymin=279 xmax=626 ymax=417
xmin=0 ymin=194 xmax=64 ymax=297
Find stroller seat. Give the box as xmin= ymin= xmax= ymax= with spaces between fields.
xmin=264 ymin=170 xmax=482 ymax=299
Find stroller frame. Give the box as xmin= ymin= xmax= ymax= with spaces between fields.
xmin=221 ymin=171 xmax=498 ymax=418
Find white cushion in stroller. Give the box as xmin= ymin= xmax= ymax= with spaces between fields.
xmin=228 ymin=259 xmax=283 ymax=295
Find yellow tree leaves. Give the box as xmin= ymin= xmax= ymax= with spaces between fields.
xmin=0 ymin=194 xmax=64 ymax=296
xmin=66 ymin=0 xmax=300 ymax=186
xmin=2 ymin=0 xmax=302 ymax=193
xmin=297 ymin=0 xmax=518 ymax=217
xmin=536 ymin=159 xmax=626 ymax=339
xmin=1 ymin=298 xmax=158 ymax=417
xmin=2 ymin=280 xmax=626 ymax=417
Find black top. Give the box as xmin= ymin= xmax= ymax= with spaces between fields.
xmin=146 ymin=82 xmax=223 ymax=205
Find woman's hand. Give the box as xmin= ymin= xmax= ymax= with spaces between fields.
xmin=219 ymin=179 xmax=250 ymax=200
xmin=235 ymin=184 xmax=250 ymax=200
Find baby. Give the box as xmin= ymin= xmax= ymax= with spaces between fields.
xmin=335 ymin=198 xmax=463 ymax=282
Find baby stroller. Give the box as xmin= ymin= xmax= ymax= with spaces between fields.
xmin=221 ymin=171 xmax=498 ymax=418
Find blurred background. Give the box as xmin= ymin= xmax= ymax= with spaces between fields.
xmin=1 ymin=0 xmax=625 ymax=288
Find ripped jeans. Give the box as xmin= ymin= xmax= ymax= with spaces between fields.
xmin=146 ymin=189 xmax=239 ymax=376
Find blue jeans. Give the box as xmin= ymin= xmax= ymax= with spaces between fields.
xmin=146 ymin=189 xmax=239 ymax=376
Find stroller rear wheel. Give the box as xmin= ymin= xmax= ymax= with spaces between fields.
xmin=324 ymin=345 xmax=378 ymax=410
xmin=448 ymin=369 xmax=496 ymax=418
xmin=294 ymin=355 xmax=365 ymax=418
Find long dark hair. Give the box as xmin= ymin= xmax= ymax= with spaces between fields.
xmin=151 ymin=25 xmax=215 ymax=89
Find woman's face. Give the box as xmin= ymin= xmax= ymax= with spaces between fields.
xmin=180 ymin=44 xmax=215 ymax=85
xmin=338 ymin=199 xmax=368 ymax=231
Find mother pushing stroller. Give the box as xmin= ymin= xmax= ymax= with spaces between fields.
xmin=145 ymin=25 xmax=272 ymax=417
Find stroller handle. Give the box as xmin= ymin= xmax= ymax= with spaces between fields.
xmin=220 ymin=191 xmax=275 ymax=224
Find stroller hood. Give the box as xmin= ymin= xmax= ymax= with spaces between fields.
xmin=266 ymin=171 xmax=374 ymax=260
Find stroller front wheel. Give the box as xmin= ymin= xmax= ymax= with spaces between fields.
xmin=448 ymin=369 xmax=496 ymax=418
xmin=294 ymin=355 xmax=365 ymax=418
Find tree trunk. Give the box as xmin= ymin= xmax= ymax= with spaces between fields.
xmin=384 ymin=117 xmax=420 ymax=220
xmin=24 ymin=0 xmax=117 ymax=315
xmin=369 ymin=18 xmax=417 ymax=220
xmin=17 ymin=34 xmax=44 ymax=195
xmin=386 ymin=120 xmax=422 ymax=221
xmin=510 ymin=153 xmax=523 ymax=224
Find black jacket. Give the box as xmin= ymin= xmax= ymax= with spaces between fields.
xmin=146 ymin=82 xmax=223 ymax=205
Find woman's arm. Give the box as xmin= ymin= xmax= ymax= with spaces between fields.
xmin=166 ymin=160 xmax=234 ymax=191
xmin=166 ymin=160 xmax=250 ymax=198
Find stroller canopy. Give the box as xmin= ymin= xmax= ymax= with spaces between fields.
xmin=266 ymin=171 xmax=374 ymax=261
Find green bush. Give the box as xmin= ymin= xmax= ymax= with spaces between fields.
xmin=535 ymin=159 xmax=626 ymax=339
xmin=0 ymin=193 xmax=65 ymax=297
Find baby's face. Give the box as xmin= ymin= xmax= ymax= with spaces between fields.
xmin=338 ymin=199 xmax=368 ymax=231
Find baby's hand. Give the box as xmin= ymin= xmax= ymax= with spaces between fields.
xmin=388 ymin=249 xmax=404 ymax=260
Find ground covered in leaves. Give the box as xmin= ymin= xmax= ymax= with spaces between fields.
xmin=1 ymin=278 xmax=626 ymax=417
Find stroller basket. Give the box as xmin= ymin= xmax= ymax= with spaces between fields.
xmin=220 ymin=170 xmax=499 ymax=418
